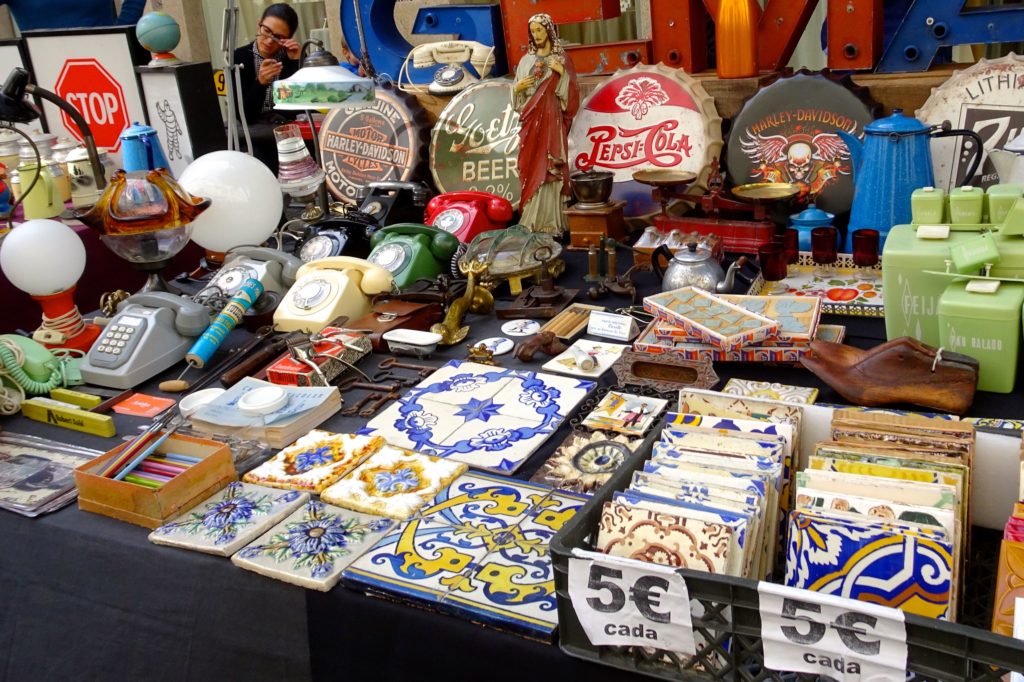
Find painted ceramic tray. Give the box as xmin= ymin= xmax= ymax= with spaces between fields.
xmin=643 ymin=287 xmax=780 ymax=351
xmin=360 ymin=361 xmax=595 ymax=474
xmin=747 ymin=252 xmax=883 ymax=317
xmin=718 ymin=293 xmax=821 ymax=343
xmin=231 ymin=499 xmax=394 ymax=592
xmin=342 ymin=471 xmax=589 ymax=641
xmin=149 ymin=482 xmax=309 ymax=556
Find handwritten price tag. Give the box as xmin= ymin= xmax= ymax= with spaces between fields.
xmin=758 ymin=583 xmax=908 ymax=681
xmin=586 ymin=311 xmax=639 ymax=342
xmin=568 ymin=553 xmax=696 ymax=654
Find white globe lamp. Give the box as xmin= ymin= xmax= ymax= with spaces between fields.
xmin=0 ymin=219 xmax=101 ymax=351
xmin=178 ymin=151 xmax=283 ymax=265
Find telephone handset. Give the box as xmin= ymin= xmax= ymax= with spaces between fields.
xmin=79 ymin=292 xmax=210 ymax=390
xmin=403 ymin=40 xmax=496 ymax=95
xmin=198 ymin=247 xmax=302 ymax=300
xmin=0 ymin=334 xmax=64 ymax=398
xmin=425 ymin=190 xmax=513 ymax=243
xmin=274 ymin=256 xmax=396 ymax=333
xmin=367 ymin=223 xmax=460 ymax=290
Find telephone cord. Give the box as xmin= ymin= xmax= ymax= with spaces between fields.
xmin=38 ymin=305 xmax=88 ymax=342
xmin=0 ymin=338 xmax=65 ymax=415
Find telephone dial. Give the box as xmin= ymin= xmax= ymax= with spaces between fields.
xmin=295 ymin=211 xmax=375 ymax=263
xmin=274 ymin=257 xmax=396 ymax=333
xmin=357 ymin=180 xmax=432 ymax=228
xmin=425 ymin=190 xmax=513 ymax=243
xmin=79 ymin=292 xmax=210 ymax=389
xmin=402 ymin=40 xmax=496 ymax=95
xmin=367 ymin=223 xmax=460 ymax=290
xmin=197 ymin=247 xmax=302 ymax=300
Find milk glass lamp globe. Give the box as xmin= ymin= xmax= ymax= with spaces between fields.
xmin=0 ymin=219 xmax=85 ymax=295
xmin=178 ymin=151 xmax=283 ymax=255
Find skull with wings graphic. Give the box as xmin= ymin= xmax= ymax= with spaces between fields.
xmin=740 ymin=131 xmax=852 ymax=197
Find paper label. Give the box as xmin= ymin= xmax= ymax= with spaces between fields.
xmin=587 ymin=311 xmax=639 ymax=341
xmin=758 ymin=582 xmax=907 ymax=681
xmin=965 ymin=279 xmax=1001 ymax=294
xmin=568 ymin=551 xmax=696 ymax=654
xmin=916 ymin=224 xmax=951 ymax=239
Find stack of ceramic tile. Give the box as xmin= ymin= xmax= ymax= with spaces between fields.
xmin=638 ymin=287 xmax=844 ymax=362
xmin=343 ymin=471 xmax=587 ymax=641
xmin=785 ymin=409 xmax=974 ymax=622
xmin=991 ymin=449 xmax=1024 ymax=637
xmin=596 ymin=412 xmax=790 ymax=580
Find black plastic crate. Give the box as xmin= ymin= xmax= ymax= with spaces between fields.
xmin=550 ymin=424 xmax=1024 ymax=680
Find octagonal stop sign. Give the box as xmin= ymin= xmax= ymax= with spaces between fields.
xmin=54 ymin=58 xmax=129 ymax=152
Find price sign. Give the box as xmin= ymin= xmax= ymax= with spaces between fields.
xmin=758 ymin=583 xmax=908 ymax=681
xmin=568 ymin=552 xmax=696 ymax=653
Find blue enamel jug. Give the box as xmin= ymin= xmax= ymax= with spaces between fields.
xmin=119 ymin=122 xmax=171 ymax=174
xmin=838 ymin=110 xmax=982 ymax=251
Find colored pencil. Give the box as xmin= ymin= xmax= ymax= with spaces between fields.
xmin=137 ymin=461 xmax=184 ymax=478
xmin=113 ymin=427 xmax=179 ymax=481
xmin=148 ymin=455 xmax=195 ymax=468
xmin=160 ymin=452 xmax=202 ymax=465
xmin=123 ymin=474 xmax=162 ymax=489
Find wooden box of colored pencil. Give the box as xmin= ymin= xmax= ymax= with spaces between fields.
xmin=74 ymin=433 xmax=237 ymax=529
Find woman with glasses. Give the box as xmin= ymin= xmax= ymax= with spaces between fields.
xmin=232 ymin=3 xmax=300 ymax=172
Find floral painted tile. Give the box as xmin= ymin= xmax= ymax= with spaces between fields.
xmin=321 ymin=445 xmax=467 ymax=520
xmin=722 ymin=378 xmax=819 ymax=404
xmin=362 ymin=361 xmax=595 ymax=474
xmin=541 ymin=340 xmax=629 ymax=378
xmin=343 ymin=516 xmax=492 ymax=607
xmin=149 ymin=482 xmax=308 ymax=556
xmin=242 ymin=431 xmax=385 ymax=493
xmin=530 ymin=430 xmax=641 ymax=494
xmin=580 ymin=391 xmax=668 ymax=436
xmin=231 ymin=499 xmax=393 ymax=591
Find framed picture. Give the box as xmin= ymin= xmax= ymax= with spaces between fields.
xmin=138 ymin=62 xmax=226 ymax=177
xmin=22 ymin=26 xmax=149 ymax=166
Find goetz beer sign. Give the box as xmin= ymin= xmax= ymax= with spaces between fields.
xmin=430 ymin=78 xmax=521 ymax=208
xmin=568 ymin=64 xmax=721 ymax=216
xmin=319 ymin=84 xmax=427 ymax=203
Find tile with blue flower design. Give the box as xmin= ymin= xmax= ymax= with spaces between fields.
xmin=342 ymin=516 xmax=491 ymax=606
xmin=242 ymin=431 xmax=385 ymax=493
xmin=363 ymin=361 xmax=595 ymax=474
xmin=231 ymin=499 xmax=393 ymax=591
xmin=149 ymin=482 xmax=309 ymax=556
xmin=321 ymin=445 xmax=467 ymax=520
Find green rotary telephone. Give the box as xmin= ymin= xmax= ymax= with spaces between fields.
xmin=367 ymin=223 xmax=461 ymax=290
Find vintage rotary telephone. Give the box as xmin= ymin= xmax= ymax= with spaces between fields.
xmin=274 ymin=257 xmax=396 ymax=333
xmin=357 ymin=181 xmax=432 ymax=228
xmin=197 ymin=247 xmax=302 ymax=300
xmin=402 ymin=41 xmax=496 ymax=95
xmin=78 ymin=292 xmax=210 ymax=390
xmin=367 ymin=223 xmax=460 ymax=290
xmin=294 ymin=210 xmax=376 ymax=263
xmin=425 ymin=191 xmax=513 ymax=244
xmin=0 ymin=334 xmax=67 ymax=403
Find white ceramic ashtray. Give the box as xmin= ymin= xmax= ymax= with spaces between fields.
xmin=238 ymin=385 xmax=289 ymax=416
xmin=383 ymin=329 xmax=443 ymax=358
xmin=178 ymin=388 xmax=226 ymax=418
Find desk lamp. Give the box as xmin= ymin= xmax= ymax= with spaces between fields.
xmin=273 ymin=43 xmax=375 ymax=221
xmin=0 ymin=219 xmax=101 ymax=352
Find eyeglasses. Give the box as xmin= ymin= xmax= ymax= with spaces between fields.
xmin=258 ymin=23 xmax=289 ymax=43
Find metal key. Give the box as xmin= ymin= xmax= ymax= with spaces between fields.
xmin=359 ymin=392 xmax=400 ymax=417
xmin=336 ymin=376 xmax=401 ymax=393
xmin=341 ymin=393 xmax=382 ymax=416
xmin=377 ymin=357 xmax=436 ymax=376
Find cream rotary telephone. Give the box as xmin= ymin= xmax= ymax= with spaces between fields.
xmin=401 ymin=40 xmax=496 ymax=95
xmin=274 ymin=257 xmax=396 ymax=333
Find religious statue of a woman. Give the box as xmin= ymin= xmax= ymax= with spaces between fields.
xmin=513 ymin=13 xmax=579 ymax=236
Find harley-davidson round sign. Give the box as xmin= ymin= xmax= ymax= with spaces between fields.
xmin=568 ymin=64 xmax=721 ymax=216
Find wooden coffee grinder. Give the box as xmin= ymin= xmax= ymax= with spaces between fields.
xmin=566 ymin=171 xmax=626 ymax=250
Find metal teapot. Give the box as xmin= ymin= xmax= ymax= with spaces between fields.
xmin=651 ymin=242 xmax=748 ymax=293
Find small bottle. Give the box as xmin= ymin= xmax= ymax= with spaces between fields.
xmin=715 ymin=0 xmax=758 ymax=79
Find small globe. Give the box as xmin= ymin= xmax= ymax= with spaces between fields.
xmin=136 ymin=11 xmax=181 ymax=54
